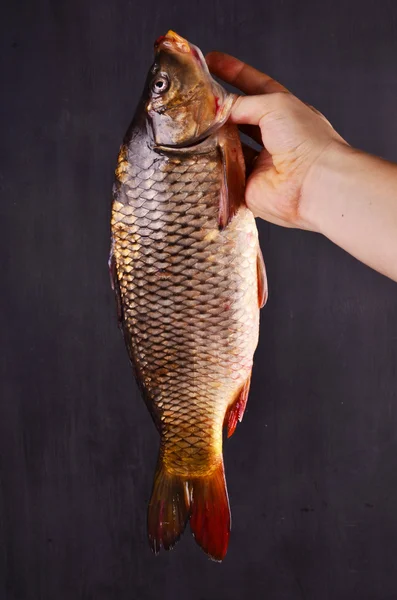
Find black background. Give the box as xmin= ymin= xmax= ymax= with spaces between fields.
xmin=2 ymin=1 xmax=397 ymax=599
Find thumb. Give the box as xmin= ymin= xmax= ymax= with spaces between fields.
xmin=230 ymin=93 xmax=289 ymax=128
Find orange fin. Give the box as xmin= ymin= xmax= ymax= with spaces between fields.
xmin=190 ymin=462 xmax=230 ymax=561
xmin=257 ymin=247 xmax=268 ymax=308
xmin=225 ymin=375 xmax=251 ymax=438
xmin=147 ymin=460 xmax=190 ymax=553
xmin=218 ymin=125 xmax=246 ymax=230
xmin=148 ymin=459 xmax=231 ymax=561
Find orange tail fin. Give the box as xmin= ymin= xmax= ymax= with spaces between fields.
xmin=147 ymin=461 xmax=190 ymax=553
xmin=190 ymin=462 xmax=231 ymax=561
xmin=147 ymin=460 xmax=230 ymax=561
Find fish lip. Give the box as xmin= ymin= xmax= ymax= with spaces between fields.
xmin=154 ymin=31 xmax=208 ymax=71
xmin=154 ymin=31 xmax=191 ymax=54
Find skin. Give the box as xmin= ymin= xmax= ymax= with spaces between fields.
xmin=206 ymin=52 xmax=397 ymax=283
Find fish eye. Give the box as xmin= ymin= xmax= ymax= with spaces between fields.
xmin=152 ymin=74 xmax=169 ymax=95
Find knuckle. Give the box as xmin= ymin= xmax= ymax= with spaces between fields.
xmin=266 ymin=92 xmax=295 ymax=117
xmin=271 ymin=91 xmax=293 ymax=107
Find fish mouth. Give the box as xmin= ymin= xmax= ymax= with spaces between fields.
xmin=154 ymin=30 xmax=207 ymax=69
xmin=154 ymin=31 xmax=191 ymax=54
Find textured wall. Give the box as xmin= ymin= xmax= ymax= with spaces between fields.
xmin=1 ymin=1 xmax=397 ymax=598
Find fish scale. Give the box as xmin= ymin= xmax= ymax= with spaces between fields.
xmin=111 ymin=137 xmax=259 ymax=478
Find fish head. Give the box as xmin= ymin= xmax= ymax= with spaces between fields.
xmin=144 ymin=31 xmax=235 ymax=148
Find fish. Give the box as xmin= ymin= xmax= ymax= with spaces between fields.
xmin=109 ymin=30 xmax=267 ymax=561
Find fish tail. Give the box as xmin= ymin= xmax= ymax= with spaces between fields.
xmin=147 ymin=459 xmax=190 ymax=554
xmin=147 ymin=458 xmax=231 ymax=561
xmin=190 ymin=461 xmax=231 ymax=562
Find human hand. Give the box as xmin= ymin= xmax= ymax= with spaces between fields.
xmin=206 ymin=52 xmax=347 ymax=231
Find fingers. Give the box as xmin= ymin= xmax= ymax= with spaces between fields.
xmin=207 ymin=53 xmax=331 ymax=131
xmin=206 ymin=52 xmax=288 ymax=95
xmin=206 ymin=52 xmax=292 ymax=132
xmin=229 ymin=94 xmax=280 ymax=126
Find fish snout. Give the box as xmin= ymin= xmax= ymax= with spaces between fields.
xmin=154 ymin=30 xmax=191 ymax=54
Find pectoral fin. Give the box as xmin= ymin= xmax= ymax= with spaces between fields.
xmin=218 ymin=125 xmax=246 ymax=230
xmin=257 ymin=247 xmax=268 ymax=308
xmin=225 ymin=375 xmax=251 ymax=438
xmin=108 ymin=245 xmax=124 ymax=326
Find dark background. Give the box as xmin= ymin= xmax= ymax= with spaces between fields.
xmin=2 ymin=0 xmax=397 ymax=598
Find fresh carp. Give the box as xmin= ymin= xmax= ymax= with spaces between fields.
xmin=110 ymin=31 xmax=267 ymax=561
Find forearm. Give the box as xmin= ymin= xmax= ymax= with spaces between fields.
xmin=302 ymin=141 xmax=397 ymax=281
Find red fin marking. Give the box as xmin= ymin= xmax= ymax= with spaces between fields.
xmin=226 ymin=375 xmax=251 ymax=438
xmin=147 ymin=460 xmax=190 ymax=554
xmin=190 ymin=462 xmax=230 ymax=561
xmin=257 ymin=247 xmax=268 ymax=308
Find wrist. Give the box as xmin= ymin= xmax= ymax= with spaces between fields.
xmin=299 ymin=140 xmax=355 ymax=234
